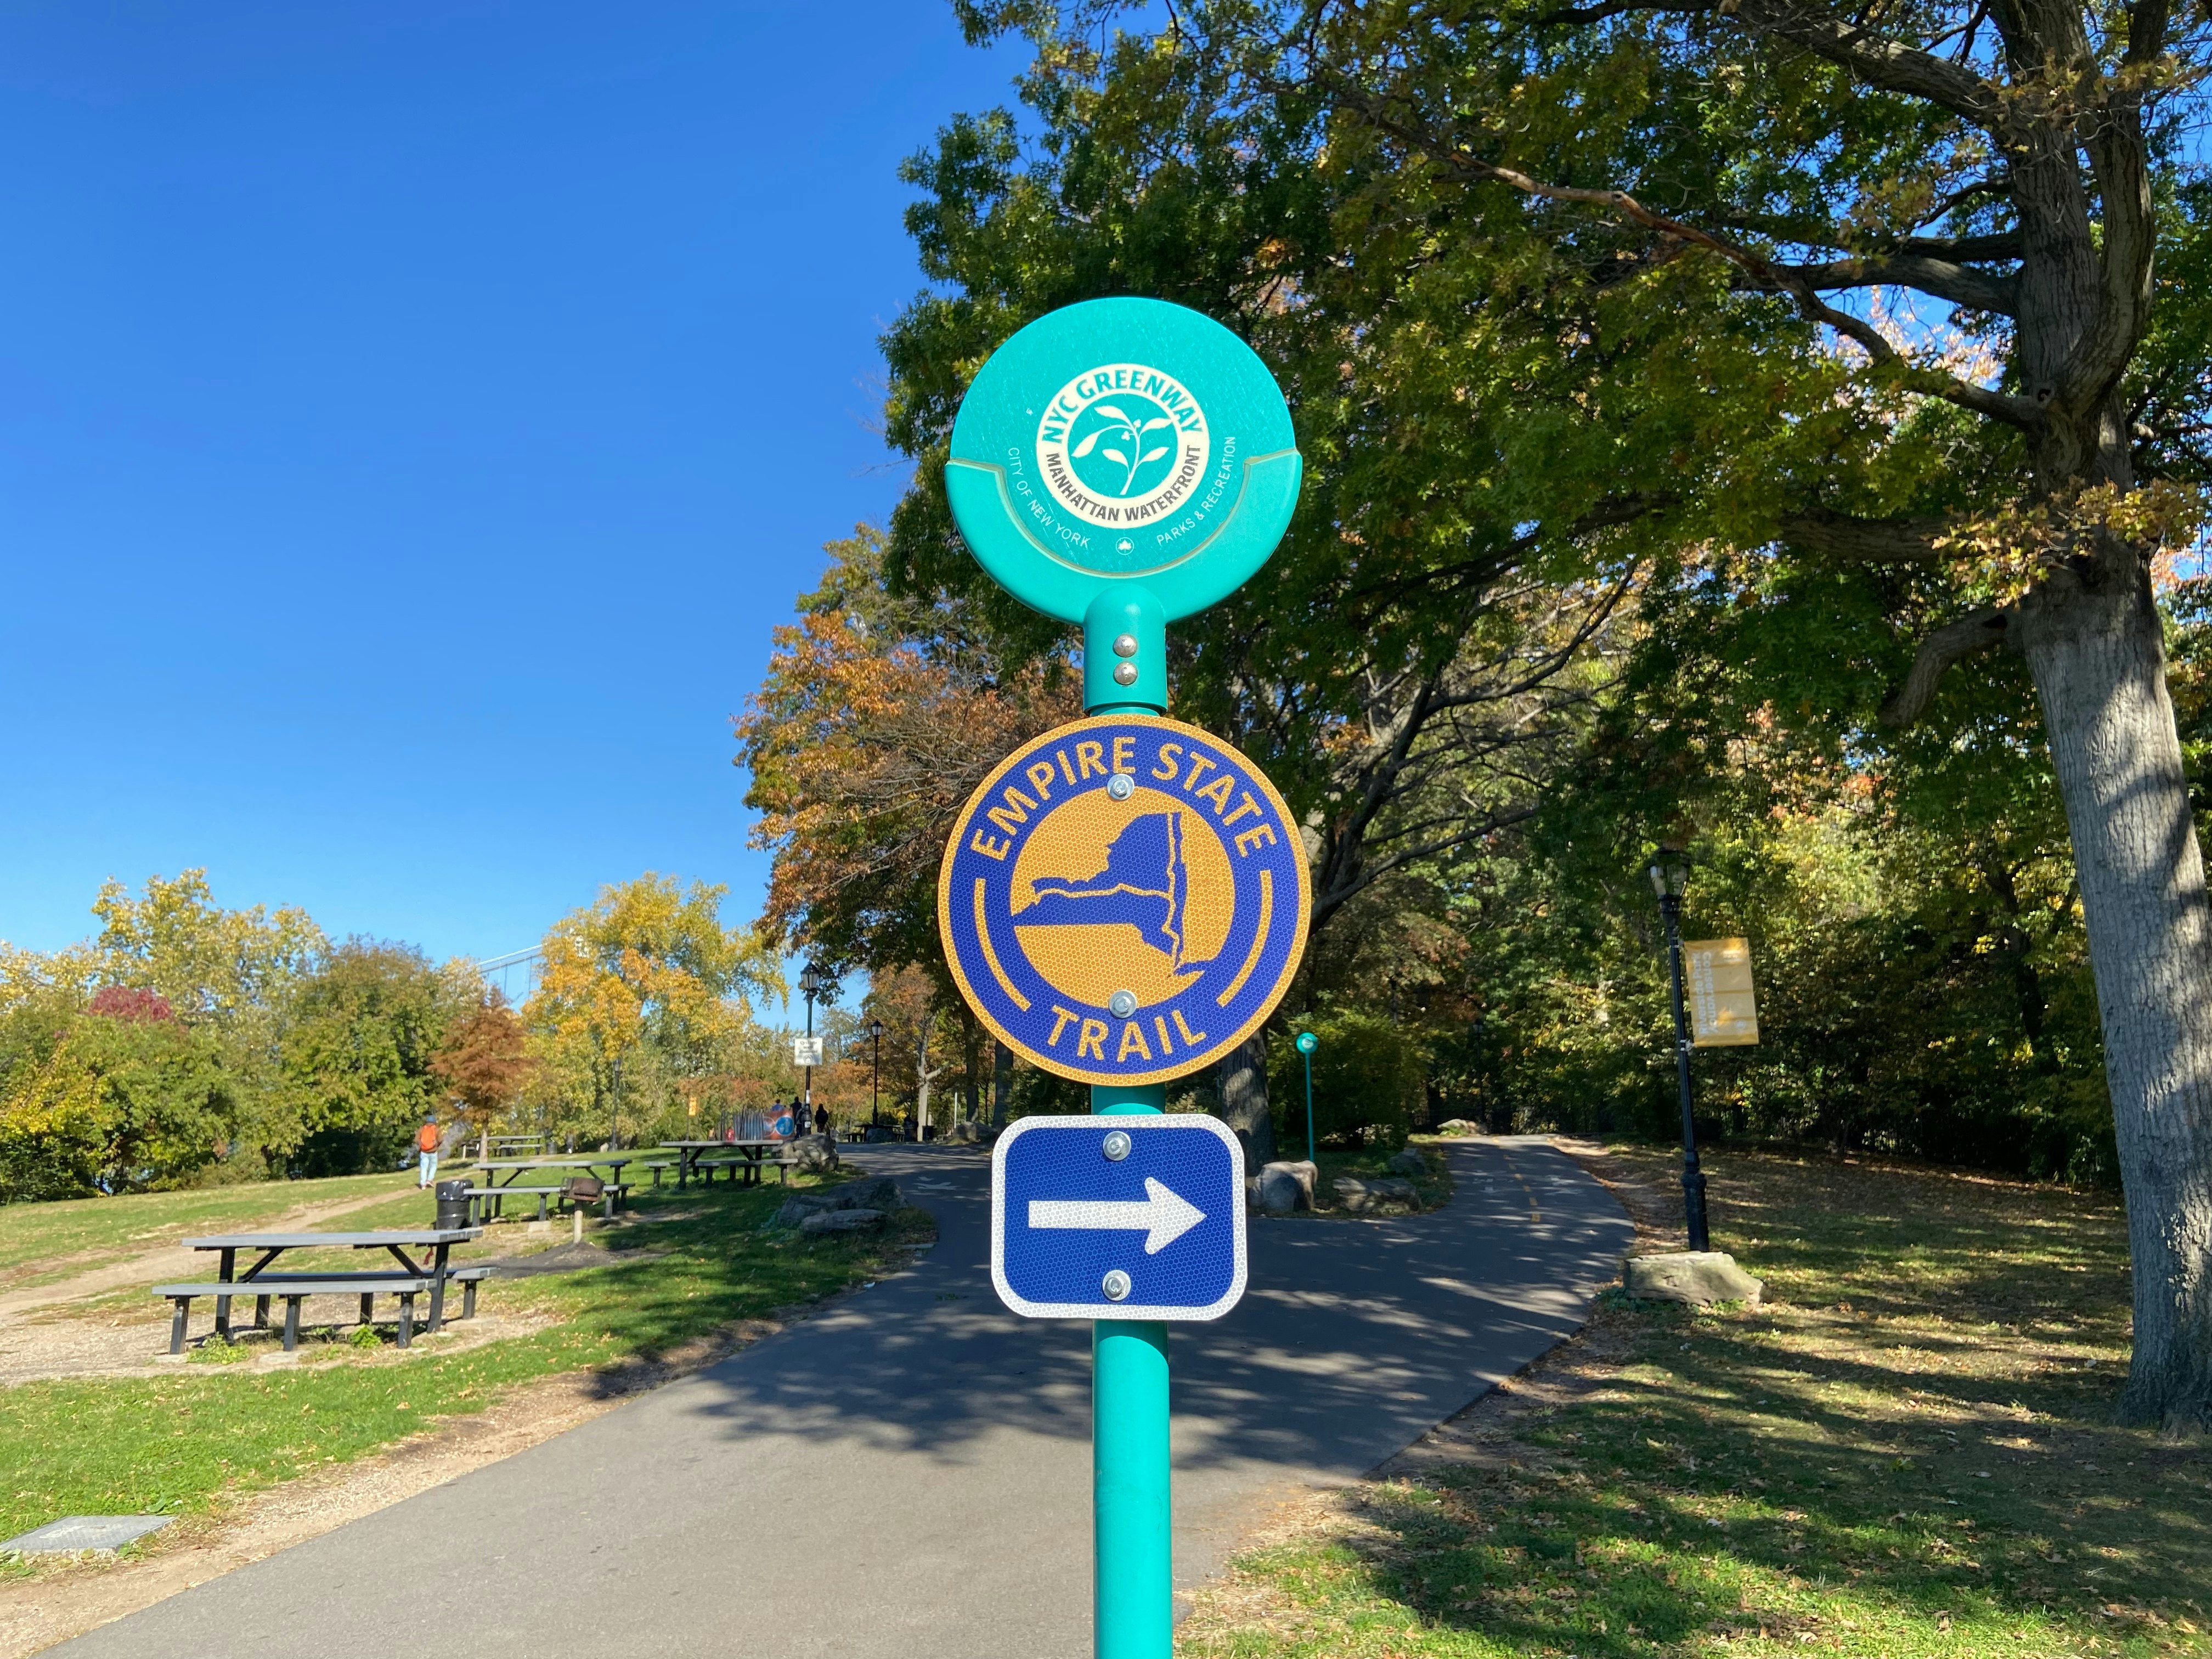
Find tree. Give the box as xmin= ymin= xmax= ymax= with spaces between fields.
xmin=1 ymin=989 xmax=236 ymax=1196
xmin=282 ymin=939 xmax=465 ymax=1176
xmin=433 ymin=994 xmax=534 ymax=1159
xmin=867 ymin=965 xmax=953 ymax=1137
xmin=914 ymin=0 xmax=2212 ymax=1429
xmin=526 ymin=874 xmax=782 ymax=1148
xmin=1291 ymin=0 xmax=2212 ymax=1431
xmin=91 ymin=868 xmax=325 ymax=1166
xmin=737 ymin=528 xmax=1078 ymax=975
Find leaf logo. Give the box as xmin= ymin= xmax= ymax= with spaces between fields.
xmin=1034 ymin=364 xmax=1212 ymax=536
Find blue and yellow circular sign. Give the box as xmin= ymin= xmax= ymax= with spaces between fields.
xmin=939 ymin=713 xmax=1311 ymax=1085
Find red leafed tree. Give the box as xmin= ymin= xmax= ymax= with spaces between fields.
xmin=432 ymin=995 xmax=534 ymax=1157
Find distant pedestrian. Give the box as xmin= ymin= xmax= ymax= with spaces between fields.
xmin=795 ymin=1099 xmax=813 ymax=1137
xmin=416 ymin=1118 xmax=441 ymax=1187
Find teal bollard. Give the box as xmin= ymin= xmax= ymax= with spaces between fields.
xmin=1094 ymin=1079 xmax=1169 ymax=1658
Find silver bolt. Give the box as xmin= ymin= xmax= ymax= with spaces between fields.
xmin=1108 ymin=989 xmax=1137 ymax=1018
xmin=1102 ymin=1269 xmax=1132 ymax=1301
xmin=1112 ymin=662 xmax=1138 ymax=686
xmin=1106 ymin=772 xmax=1135 ymax=801
xmin=1102 ymin=1130 xmax=1131 ymax=1161
xmin=1113 ymin=633 xmax=1138 ymax=657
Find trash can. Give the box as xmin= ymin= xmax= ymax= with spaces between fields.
xmin=435 ymin=1180 xmax=474 ymax=1231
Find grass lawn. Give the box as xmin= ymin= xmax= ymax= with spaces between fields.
xmin=0 ymin=1169 xmax=425 ymax=1293
xmin=1180 ymin=1144 xmax=2208 ymax=1658
xmin=0 ymin=1167 xmax=931 ymax=1559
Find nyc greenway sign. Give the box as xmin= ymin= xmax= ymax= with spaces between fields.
xmin=944 ymin=296 xmax=1302 ymax=624
xmin=940 ymin=296 xmax=1305 ymax=1659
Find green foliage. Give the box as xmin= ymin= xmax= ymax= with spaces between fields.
xmin=0 ymin=874 xmax=489 ymax=1200
xmin=0 ymin=1001 xmax=238 ymax=1199
xmin=281 ymin=940 xmax=470 ymax=1178
xmin=1268 ymin=1011 xmax=1425 ymax=1150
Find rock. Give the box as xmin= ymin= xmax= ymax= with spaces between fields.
xmin=946 ymin=1120 xmax=984 ymax=1144
xmin=1385 ymin=1149 xmax=1427 ymax=1176
xmin=799 ymin=1207 xmax=885 ymax=1235
xmin=768 ymin=1196 xmax=830 ymax=1228
xmin=1255 ymin=1160 xmax=1316 ymax=1215
xmin=1436 ymin=1119 xmax=1480 ymax=1137
xmin=830 ymin=1175 xmax=904 ymax=1212
xmin=1623 ymin=1251 xmax=1764 ymax=1307
xmin=1331 ymin=1175 xmax=1421 ymax=1214
xmin=788 ymin=1133 xmax=839 ymax=1173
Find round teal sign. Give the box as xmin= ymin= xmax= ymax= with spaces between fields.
xmin=945 ymin=297 xmax=1301 ymax=623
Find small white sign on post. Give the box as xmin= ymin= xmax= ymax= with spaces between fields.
xmin=791 ymin=1036 xmax=825 ymax=1067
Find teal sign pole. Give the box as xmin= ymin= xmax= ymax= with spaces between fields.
xmin=1295 ymin=1030 xmax=1318 ymax=1163
xmin=944 ymin=296 xmax=1304 ymax=1658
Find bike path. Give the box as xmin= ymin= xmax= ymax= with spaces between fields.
xmin=58 ymin=1136 xmax=1629 ymax=1658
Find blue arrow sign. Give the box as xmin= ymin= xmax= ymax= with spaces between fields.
xmin=991 ymin=1114 xmax=1247 ymax=1321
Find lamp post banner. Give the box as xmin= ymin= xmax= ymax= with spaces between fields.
xmin=939 ymin=712 xmax=1310 ymax=1086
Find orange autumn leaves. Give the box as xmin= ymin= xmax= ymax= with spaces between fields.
xmin=737 ymin=569 xmax=1077 ymax=974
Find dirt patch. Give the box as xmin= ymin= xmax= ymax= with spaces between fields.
xmin=0 ymin=1187 xmax=427 ymax=1324
xmin=0 ymin=1308 xmax=791 ymax=1658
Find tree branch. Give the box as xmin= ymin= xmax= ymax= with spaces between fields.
xmin=1780 ymin=508 xmax=1948 ymax=562
xmin=1729 ymin=0 xmax=2007 ymax=124
xmin=1878 ymin=607 xmax=2014 ymax=726
xmin=1774 ymin=254 xmax=2018 ymax=315
xmin=1896 ymin=229 xmax=2022 ymax=261
xmin=1356 ymin=117 xmax=2044 ymax=426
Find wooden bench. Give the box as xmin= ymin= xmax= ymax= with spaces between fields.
xmin=240 ymin=1267 xmax=492 ymax=1325
xmin=635 ymin=1159 xmax=677 ymax=1189
xmin=695 ymin=1155 xmax=795 ymax=1188
xmin=466 ymin=1185 xmax=563 ymax=1223
xmin=156 ymin=1277 xmax=435 ymax=1353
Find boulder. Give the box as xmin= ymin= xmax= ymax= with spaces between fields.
xmin=799 ymin=1208 xmax=885 ymax=1235
xmin=769 ymin=1195 xmax=831 ymax=1228
xmin=788 ymin=1133 xmax=839 ymax=1173
xmin=1436 ymin=1119 xmax=1480 ymax=1137
xmin=1385 ymin=1149 xmax=1427 ymax=1177
xmin=1255 ymin=1160 xmax=1316 ymax=1215
xmin=1331 ymin=1175 xmax=1421 ymax=1214
xmin=945 ymin=1120 xmax=985 ymax=1144
xmin=1623 ymin=1251 xmax=1764 ymax=1308
xmin=831 ymin=1175 xmax=904 ymax=1213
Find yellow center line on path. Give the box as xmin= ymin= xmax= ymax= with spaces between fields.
xmin=1497 ymin=1149 xmax=1542 ymax=1223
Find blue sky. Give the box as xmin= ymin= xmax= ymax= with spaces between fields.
xmin=0 ymin=2 xmax=1027 ymax=973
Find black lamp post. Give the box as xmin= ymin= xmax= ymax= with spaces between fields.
xmin=1648 ymin=846 xmax=1711 ymax=1251
xmin=798 ymin=960 xmax=826 ymax=1121
xmin=869 ymin=1017 xmax=885 ymax=1135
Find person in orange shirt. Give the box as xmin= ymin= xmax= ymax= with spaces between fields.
xmin=416 ymin=1118 xmax=441 ymax=1188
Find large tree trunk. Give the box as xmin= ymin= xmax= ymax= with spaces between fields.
xmin=960 ymin=1007 xmax=982 ymax=1126
xmin=914 ymin=994 xmax=936 ymax=1139
xmin=991 ymin=1040 xmax=1013 ymax=1128
xmin=1215 ymin=1033 xmax=1276 ymax=1175
xmin=2016 ymin=573 xmax=2212 ymax=1431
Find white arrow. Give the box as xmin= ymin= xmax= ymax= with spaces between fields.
xmin=1028 ymin=1177 xmax=1207 ymax=1255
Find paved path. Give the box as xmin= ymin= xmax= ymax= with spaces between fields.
xmin=57 ymin=1137 xmax=1629 ymax=1658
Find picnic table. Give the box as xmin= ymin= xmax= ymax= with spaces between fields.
xmin=658 ymin=1139 xmax=789 ymax=1188
xmin=160 ymin=1228 xmax=483 ymax=1352
xmin=472 ymin=1156 xmax=633 ymax=1220
xmin=483 ymin=1133 xmax=550 ymax=1156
